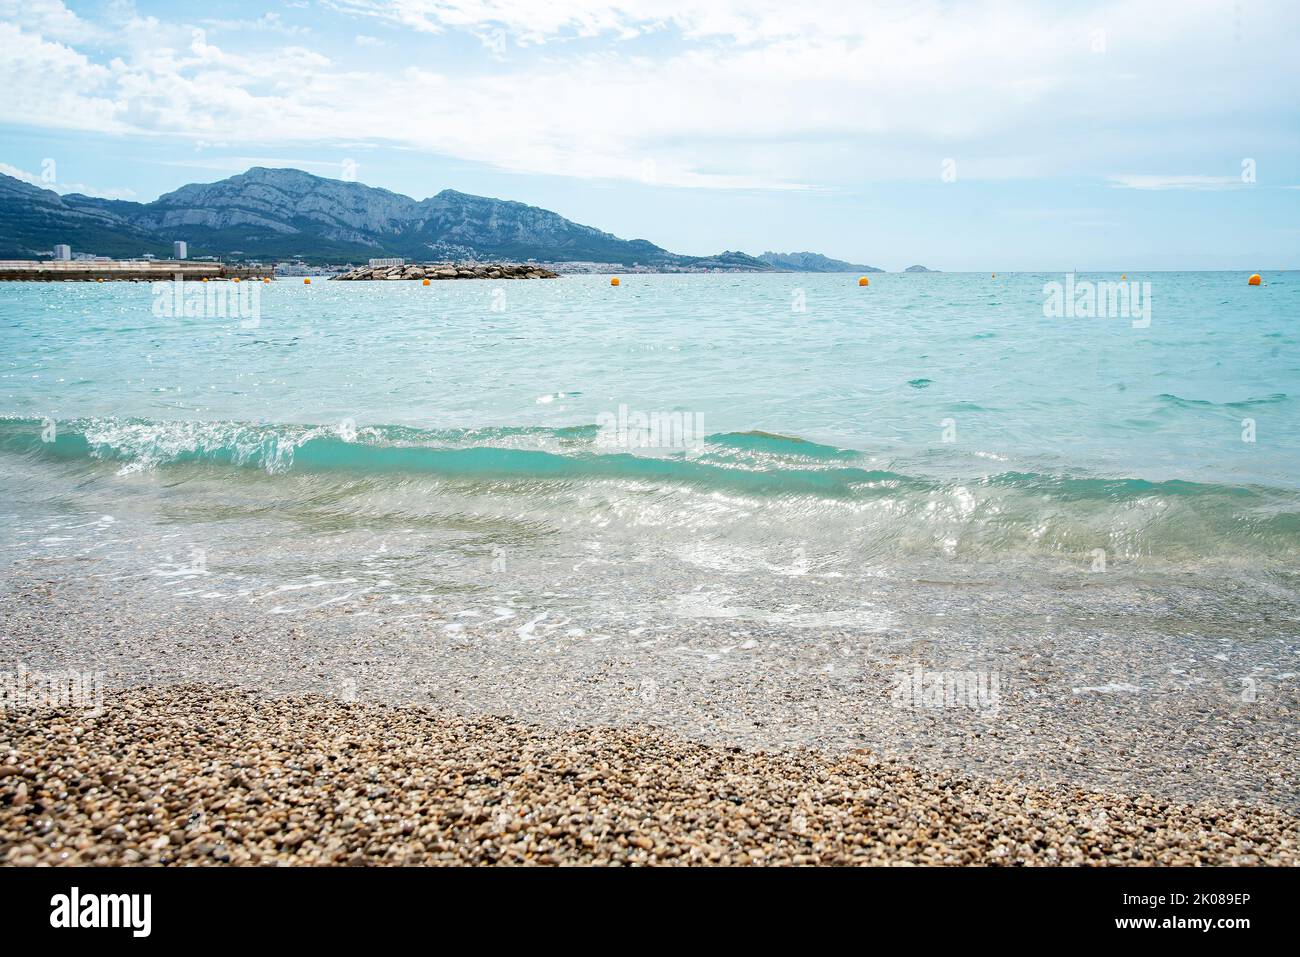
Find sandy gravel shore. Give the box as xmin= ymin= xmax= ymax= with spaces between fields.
xmin=1 ymin=684 xmax=1294 ymax=866
xmin=4 ymin=574 xmax=1296 ymax=815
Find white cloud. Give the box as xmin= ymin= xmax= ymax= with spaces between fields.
xmin=0 ymin=161 xmax=46 ymax=186
xmin=325 ymin=0 xmax=652 ymax=40
xmin=0 ymin=160 xmax=136 ymax=199
xmin=1108 ymin=175 xmax=1247 ymax=191
xmin=156 ymin=156 xmax=368 ymax=176
xmin=0 ymin=1 xmax=1296 ymax=191
xmin=201 ymin=13 xmax=311 ymax=37
xmin=0 ymin=24 xmax=121 ymax=133
xmin=0 ymin=0 xmax=101 ymax=43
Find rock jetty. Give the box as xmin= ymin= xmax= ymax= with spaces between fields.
xmin=333 ymin=262 xmax=558 ymax=281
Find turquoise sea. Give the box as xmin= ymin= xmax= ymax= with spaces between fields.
xmin=1 ymin=271 xmax=1297 ymax=632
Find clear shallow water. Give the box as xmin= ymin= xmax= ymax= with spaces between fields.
xmin=1 ymin=272 xmax=1298 ymax=627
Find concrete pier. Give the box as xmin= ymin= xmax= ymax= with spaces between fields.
xmin=0 ymin=260 xmax=274 ymax=281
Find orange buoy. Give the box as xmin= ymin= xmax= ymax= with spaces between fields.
xmin=610 ymin=277 xmax=620 ymax=286
xmin=858 ymin=276 xmax=869 ymax=287
xmin=304 ymin=278 xmax=311 ymax=285
xmin=422 ymin=278 xmax=430 ymax=286
xmin=263 ymin=278 xmax=270 ymax=283
xmin=96 ymin=278 xmax=104 ymax=282
xmin=1248 ymin=273 xmax=1261 ymax=286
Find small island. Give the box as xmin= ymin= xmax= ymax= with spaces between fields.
xmin=903 ymin=265 xmax=937 ymax=273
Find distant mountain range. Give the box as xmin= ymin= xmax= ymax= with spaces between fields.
xmin=0 ymin=166 xmax=887 ymax=271
xmin=758 ymin=251 xmax=883 ymax=272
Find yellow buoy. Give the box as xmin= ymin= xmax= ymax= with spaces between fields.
xmin=304 ymin=278 xmax=312 ymax=285
xmin=610 ymin=277 xmax=620 ymax=286
xmin=1248 ymin=273 xmax=1261 ymax=286
xmin=858 ymin=276 xmax=869 ymax=287
xmin=96 ymin=278 xmax=104 ymax=282
xmin=201 ymin=277 xmax=208 ymax=282
xmin=1121 ymin=274 xmax=1127 ymax=280
xmin=422 ymin=278 xmax=430 ymax=286
xmin=232 ymin=277 xmax=240 ymax=283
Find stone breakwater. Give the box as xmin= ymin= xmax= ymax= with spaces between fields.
xmin=333 ymin=262 xmax=558 ymax=281
xmin=1 ymin=685 xmax=1294 ymax=866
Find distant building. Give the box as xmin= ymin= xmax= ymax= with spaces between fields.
xmin=53 ymin=244 xmax=71 ymax=261
xmin=369 ymin=257 xmax=405 ymax=268
xmin=173 ymin=241 xmax=188 ymax=260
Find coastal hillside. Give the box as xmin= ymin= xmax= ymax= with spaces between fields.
xmin=131 ymin=168 xmax=679 ymax=265
xmin=759 ymin=251 xmax=884 ymax=272
xmin=0 ymin=168 xmax=805 ymax=270
xmin=0 ymin=174 xmax=167 ymax=259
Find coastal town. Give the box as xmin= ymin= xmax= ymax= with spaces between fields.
xmin=0 ymin=247 xmax=920 ymax=281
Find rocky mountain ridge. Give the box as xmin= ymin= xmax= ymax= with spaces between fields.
xmin=0 ymin=167 xmax=889 ymax=271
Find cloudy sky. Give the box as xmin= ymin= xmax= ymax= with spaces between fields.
xmin=2 ymin=0 xmax=1297 ymax=269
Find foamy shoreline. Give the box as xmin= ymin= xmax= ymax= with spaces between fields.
xmin=2 ymin=569 xmax=1297 ymax=815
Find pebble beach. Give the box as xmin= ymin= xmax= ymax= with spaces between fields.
xmin=2 ymin=565 xmax=1298 ymax=866
xmin=3 ymin=684 xmax=1296 ymax=867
